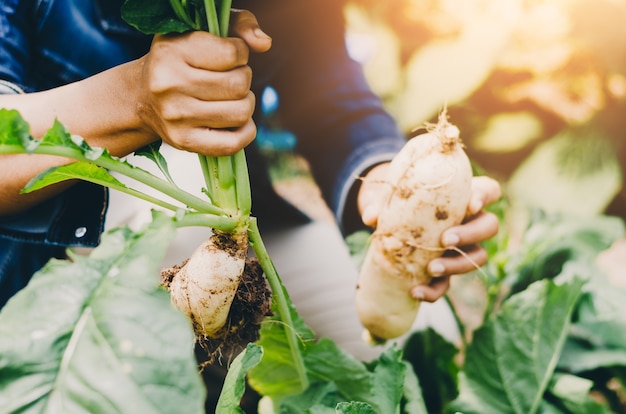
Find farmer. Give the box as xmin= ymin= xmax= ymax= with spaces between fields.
xmin=0 ymin=0 xmax=499 ymax=361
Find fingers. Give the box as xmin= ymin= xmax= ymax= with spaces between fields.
xmin=410 ymin=244 xmax=488 ymax=302
xmin=229 ymin=9 xmax=272 ymax=53
xmin=411 ymin=276 xmax=450 ymax=302
xmin=441 ymin=211 xmax=500 ymax=248
xmin=428 ymin=244 xmax=488 ymax=277
xmin=467 ymin=176 xmax=502 ymax=215
xmin=357 ymin=163 xmax=390 ymax=227
xmin=139 ymin=29 xmax=263 ymax=156
xmin=157 ymin=31 xmax=250 ymax=72
xmin=410 ymin=177 xmax=500 ymax=302
xmin=169 ymin=118 xmax=258 ymax=156
xmin=150 ymin=62 xmax=252 ymax=103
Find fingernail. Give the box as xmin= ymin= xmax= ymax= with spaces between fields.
xmin=254 ymin=27 xmax=271 ymax=40
xmin=469 ymin=198 xmax=483 ymax=214
xmin=428 ymin=260 xmax=445 ymax=276
xmin=442 ymin=232 xmax=460 ymax=247
xmin=411 ymin=287 xmax=425 ymax=300
xmin=361 ymin=205 xmax=377 ymax=226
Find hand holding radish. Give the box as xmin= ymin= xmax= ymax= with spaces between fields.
xmin=135 ymin=10 xmax=272 ymax=156
xmin=359 ymin=171 xmax=500 ymax=301
xmin=355 ymin=112 xmax=501 ymax=341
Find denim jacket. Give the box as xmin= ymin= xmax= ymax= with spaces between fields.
xmin=0 ymin=0 xmax=405 ymax=307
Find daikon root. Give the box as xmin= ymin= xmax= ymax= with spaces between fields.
xmin=167 ymin=228 xmax=249 ymax=339
xmin=355 ymin=111 xmax=473 ymax=342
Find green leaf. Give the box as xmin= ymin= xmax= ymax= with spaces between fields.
xmin=401 ymin=361 xmax=428 ymax=414
xmin=248 ymin=283 xmax=316 ymax=400
xmin=39 ymin=120 xmax=92 ymax=155
xmin=364 ymin=347 xmax=406 ymax=413
xmin=122 ymin=0 xmax=193 ymax=34
xmin=403 ymin=328 xmax=459 ymax=412
xmin=335 ymin=401 xmax=377 ymax=413
xmin=21 ymin=162 xmax=127 ymax=194
xmin=0 ymin=108 xmax=37 ymax=152
xmin=448 ymin=272 xmax=585 ymax=414
xmin=559 ymin=263 xmax=626 ymax=373
xmin=135 ymin=140 xmax=176 ymax=184
xmin=506 ymin=213 xmax=624 ymax=296
xmin=248 ymin=283 xmax=411 ymax=412
xmin=0 ymin=213 xmax=206 ymax=414
xmin=216 ymin=343 xmax=264 ymax=413
xmin=345 ymin=230 xmax=372 ymax=270
xmin=306 ymin=339 xmax=374 ymax=404
xmin=546 ymin=373 xmax=613 ymax=414
xmin=281 ymin=382 xmax=340 ymax=413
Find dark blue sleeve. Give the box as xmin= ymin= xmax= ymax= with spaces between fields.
xmin=0 ymin=0 xmax=35 ymax=92
xmin=0 ymin=180 xmax=107 ymax=310
xmin=0 ymin=0 xmax=133 ymax=309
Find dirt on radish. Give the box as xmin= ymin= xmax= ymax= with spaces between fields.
xmin=162 ymin=254 xmax=272 ymax=366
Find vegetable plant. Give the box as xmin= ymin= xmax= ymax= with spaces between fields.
xmin=2 ymin=1 xmax=626 ymax=413
xmin=0 ymin=108 xmax=427 ymax=412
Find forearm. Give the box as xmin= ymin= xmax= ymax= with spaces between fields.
xmin=0 ymin=58 xmax=151 ymax=215
xmin=2 ymin=59 xmax=150 ymax=154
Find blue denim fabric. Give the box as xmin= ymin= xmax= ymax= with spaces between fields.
xmin=0 ymin=0 xmax=406 ymax=308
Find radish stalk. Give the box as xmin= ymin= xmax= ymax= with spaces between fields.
xmin=355 ymin=110 xmax=473 ymax=342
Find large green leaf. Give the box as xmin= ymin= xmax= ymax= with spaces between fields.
xmin=506 ymin=213 xmax=624 ymax=296
xmin=402 ymin=328 xmax=459 ymax=413
xmin=22 ymin=162 xmax=127 ymax=194
xmin=447 ymin=270 xmax=585 ymax=414
xmin=216 ymin=343 xmax=264 ymax=414
xmin=121 ymin=0 xmax=192 ymax=34
xmin=248 ymin=282 xmax=414 ymax=412
xmin=558 ymin=262 xmax=626 ymax=373
xmin=0 ymin=213 xmax=205 ymax=413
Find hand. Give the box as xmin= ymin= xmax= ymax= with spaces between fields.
xmin=136 ymin=10 xmax=272 ymax=156
xmin=358 ymin=166 xmax=501 ymax=302
xmin=411 ymin=176 xmax=501 ymax=301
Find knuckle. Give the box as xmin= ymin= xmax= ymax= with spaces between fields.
xmin=228 ymin=67 xmax=252 ymax=98
xmin=231 ymin=95 xmax=255 ymax=124
xmin=148 ymin=69 xmax=175 ymax=95
xmin=169 ymin=133 xmax=193 ymax=151
xmin=159 ymin=103 xmax=184 ymax=123
xmin=221 ymin=39 xmax=247 ymax=65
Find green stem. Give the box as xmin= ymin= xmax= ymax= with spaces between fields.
xmin=169 ymin=0 xmax=197 ymax=29
xmin=216 ymin=156 xmax=237 ymax=212
xmin=95 ymin=156 xmax=222 ymax=215
xmin=205 ymin=156 xmax=223 ymax=206
xmin=248 ymin=218 xmax=309 ymax=392
xmin=197 ymin=154 xmax=215 ymax=204
xmin=65 ymin=174 xmax=183 ymax=213
xmin=174 ymin=212 xmax=239 ymax=231
xmin=443 ymin=295 xmax=467 ymax=348
xmin=203 ymin=0 xmax=220 ymax=35
xmin=233 ymin=150 xmax=251 ymax=216
xmin=1 ymin=145 xmax=225 ymax=216
xmin=219 ymin=0 xmax=232 ymax=38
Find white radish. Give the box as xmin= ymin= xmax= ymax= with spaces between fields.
xmin=168 ymin=228 xmax=248 ymax=338
xmin=355 ymin=111 xmax=473 ymax=342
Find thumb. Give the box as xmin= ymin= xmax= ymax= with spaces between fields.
xmin=361 ymin=203 xmax=379 ymax=227
xmin=229 ymin=9 xmax=272 ymax=53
